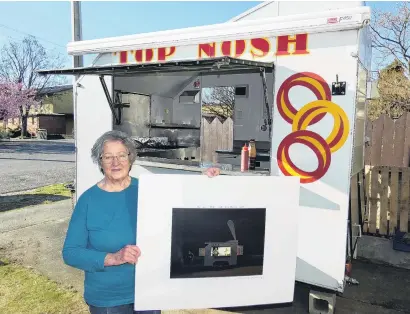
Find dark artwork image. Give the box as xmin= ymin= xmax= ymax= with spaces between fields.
xmin=170 ymin=207 xmax=266 ymax=279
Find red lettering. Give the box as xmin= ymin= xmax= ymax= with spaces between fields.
xmin=221 ymin=40 xmax=246 ymax=58
xmin=250 ymin=38 xmax=270 ymax=58
xmin=115 ymin=34 xmax=306 ymax=65
xmin=198 ymin=43 xmax=215 ymax=58
xmin=276 ymin=34 xmax=309 ymax=56
xmin=135 ymin=50 xmax=143 ymax=62
xmin=145 ymin=49 xmax=153 ymax=61
xmin=158 ymin=47 xmax=176 ymax=61
xmin=134 ymin=49 xmax=154 ymax=62
xmin=118 ymin=51 xmax=128 ymax=64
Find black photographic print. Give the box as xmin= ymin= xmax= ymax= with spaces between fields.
xmin=170 ymin=207 xmax=266 ymax=279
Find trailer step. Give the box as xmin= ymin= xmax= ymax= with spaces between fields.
xmin=308 ymin=290 xmax=336 ymax=314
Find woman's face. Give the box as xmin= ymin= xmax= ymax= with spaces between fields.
xmin=100 ymin=140 xmax=131 ymax=181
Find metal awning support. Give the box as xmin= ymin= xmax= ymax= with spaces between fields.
xmin=38 ymin=57 xmax=274 ymax=125
xmin=260 ymin=68 xmax=272 ymax=139
xmin=37 ymin=57 xmax=273 ymax=76
xmin=99 ymin=76 xmax=129 ymax=125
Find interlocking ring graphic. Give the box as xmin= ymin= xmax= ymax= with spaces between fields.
xmin=276 ymin=72 xmax=350 ymax=183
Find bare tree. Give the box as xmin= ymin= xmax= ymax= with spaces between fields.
xmin=368 ymin=2 xmax=410 ymax=120
xmin=0 ymin=35 xmax=67 ymax=137
xmin=368 ymin=60 xmax=410 ymax=120
xmin=201 ymin=86 xmax=235 ymax=119
xmin=370 ymin=2 xmax=410 ymax=75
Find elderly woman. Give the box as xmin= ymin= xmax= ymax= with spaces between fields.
xmin=62 ymin=130 xmax=220 ymax=314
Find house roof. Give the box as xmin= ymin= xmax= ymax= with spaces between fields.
xmin=38 ymin=85 xmax=73 ymax=95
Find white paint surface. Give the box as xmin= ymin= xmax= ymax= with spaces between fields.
xmin=67 ymin=7 xmax=369 ymax=56
xmin=268 ymin=28 xmax=368 ymax=291
xmin=70 ymin=2 xmax=373 ymax=295
xmin=134 ymin=174 xmax=300 ymax=310
xmin=75 ymin=75 xmax=112 ymax=197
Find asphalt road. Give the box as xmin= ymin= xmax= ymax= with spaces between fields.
xmin=0 ymin=139 xmax=75 ymax=194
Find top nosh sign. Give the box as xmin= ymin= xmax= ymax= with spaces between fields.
xmin=113 ymin=34 xmax=309 ymax=64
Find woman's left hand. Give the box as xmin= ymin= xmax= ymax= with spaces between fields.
xmin=205 ymin=167 xmax=221 ymax=177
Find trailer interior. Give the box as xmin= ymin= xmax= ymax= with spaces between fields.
xmin=39 ymin=57 xmax=274 ymax=174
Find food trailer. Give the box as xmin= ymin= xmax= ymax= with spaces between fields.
xmin=39 ymin=1 xmax=372 ymax=312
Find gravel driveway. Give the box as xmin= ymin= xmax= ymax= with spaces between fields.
xmin=0 ymin=140 xmax=75 ymax=194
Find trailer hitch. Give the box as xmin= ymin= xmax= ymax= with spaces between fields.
xmin=99 ymin=75 xmax=130 ymax=125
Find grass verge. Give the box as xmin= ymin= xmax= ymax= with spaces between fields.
xmin=0 ymin=259 xmax=88 ymax=314
xmin=0 ymin=183 xmax=72 ymax=212
xmin=30 ymin=183 xmax=72 ymax=198
xmin=0 ymin=260 xmax=233 ymax=314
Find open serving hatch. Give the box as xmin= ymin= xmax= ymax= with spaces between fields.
xmin=38 ymin=57 xmax=275 ymax=171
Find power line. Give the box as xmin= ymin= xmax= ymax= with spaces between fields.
xmin=0 ymin=33 xmax=71 ymax=68
xmin=0 ymin=33 xmax=67 ymax=59
xmin=0 ymin=23 xmax=66 ymax=49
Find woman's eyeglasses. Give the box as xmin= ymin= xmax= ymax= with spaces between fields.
xmin=100 ymin=152 xmax=129 ymax=164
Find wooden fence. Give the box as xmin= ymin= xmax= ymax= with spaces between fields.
xmin=200 ymin=116 xmax=233 ymax=163
xmin=365 ymin=112 xmax=410 ymax=167
xmin=362 ymin=113 xmax=410 ymax=236
xmin=361 ymin=166 xmax=410 ymax=236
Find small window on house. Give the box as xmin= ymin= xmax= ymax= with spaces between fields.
xmin=235 ymin=86 xmax=248 ymax=97
xmin=179 ymin=90 xmax=200 ymax=103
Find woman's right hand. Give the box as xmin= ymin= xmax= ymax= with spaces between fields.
xmin=104 ymin=245 xmax=141 ymax=266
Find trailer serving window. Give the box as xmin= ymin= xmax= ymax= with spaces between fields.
xmin=38 ymin=57 xmax=274 ymax=174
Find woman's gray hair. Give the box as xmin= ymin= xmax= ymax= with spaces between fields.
xmin=91 ymin=130 xmax=137 ymax=174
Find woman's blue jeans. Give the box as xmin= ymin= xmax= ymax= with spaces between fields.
xmin=88 ymin=303 xmax=160 ymax=314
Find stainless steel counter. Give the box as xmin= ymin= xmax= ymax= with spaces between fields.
xmin=133 ymin=157 xmax=270 ymax=176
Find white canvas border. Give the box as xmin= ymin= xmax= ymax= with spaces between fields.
xmin=134 ymin=174 xmax=300 ymax=311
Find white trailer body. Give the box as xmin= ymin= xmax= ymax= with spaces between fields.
xmin=39 ymin=1 xmax=372 ymax=301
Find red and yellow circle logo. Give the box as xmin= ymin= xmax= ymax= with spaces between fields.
xmin=276 ymin=72 xmax=350 ymax=184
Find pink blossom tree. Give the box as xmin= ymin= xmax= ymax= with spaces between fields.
xmin=0 ymin=81 xmax=39 ymax=131
xmin=0 ymin=36 xmax=67 ymax=137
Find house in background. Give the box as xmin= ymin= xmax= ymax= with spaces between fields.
xmin=2 ymin=85 xmax=74 ymax=138
xmin=38 ymin=85 xmax=74 ymax=136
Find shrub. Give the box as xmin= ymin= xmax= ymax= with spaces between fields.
xmin=0 ymin=128 xmax=10 ymax=139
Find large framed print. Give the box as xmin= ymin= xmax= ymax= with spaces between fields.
xmin=134 ymin=174 xmax=300 ymax=311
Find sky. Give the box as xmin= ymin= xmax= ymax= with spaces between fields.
xmin=0 ymin=0 xmax=399 ymax=70
xmin=0 ymin=1 xmax=259 ymax=68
